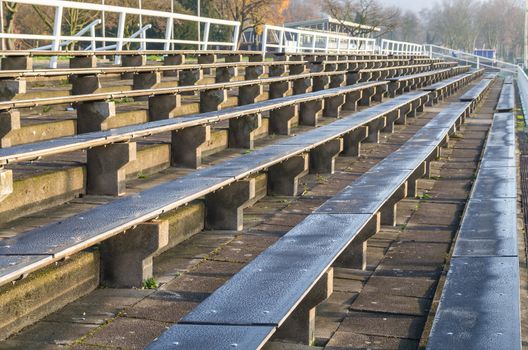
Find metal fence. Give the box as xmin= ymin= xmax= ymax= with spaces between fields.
xmin=518 ymin=67 xmax=528 ymax=119
xmin=380 ymin=39 xmax=424 ymax=55
xmin=261 ymin=24 xmax=377 ymax=55
xmin=424 ymin=44 xmax=518 ymax=74
xmin=0 ymin=0 xmax=241 ymax=67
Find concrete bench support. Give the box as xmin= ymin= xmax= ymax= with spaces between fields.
xmin=293 ymin=77 xmax=312 ymax=95
xmin=334 ymin=213 xmax=381 ymax=270
xmin=224 ymin=54 xmax=243 ymax=63
xmin=200 ymin=88 xmax=227 ymax=112
xmin=374 ymin=85 xmax=388 ymax=102
xmin=0 ymin=110 xmax=20 ymax=148
xmin=290 ymin=64 xmax=306 ymax=75
xmin=171 ymin=125 xmax=210 ymax=168
xmin=121 ymin=55 xmax=146 ymax=79
xmin=70 ymin=56 xmax=97 ymax=69
xmin=380 ymin=183 xmax=408 ymax=226
xmin=269 ymin=65 xmax=287 ymax=77
xmin=269 ymin=81 xmax=291 ymax=99
xmin=133 ymin=72 xmax=161 ymax=91
xmin=0 ymin=168 xmax=13 ymax=202
xmin=77 ymin=101 xmax=116 ymax=133
xmin=313 ymin=75 xmax=330 ymax=92
xmin=268 ymin=154 xmax=309 ymax=196
xmin=0 ymin=79 xmax=26 ymax=101
xmin=228 ymin=113 xmax=262 ymax=149
xmin=70 ymin=74 xmax=101 ymax=95
xmin=101 ymin=220 xmax=169 ymax=288
xmin=396 ymin=104 xmax=411 ymax=125
xmin=342 ymin=126 xmax=368 ymax=157
xmin=382 ymin=110 xmax=400 ymax=133
xmin=87 ymin=142 xmax=137 ymax=196
xmin=309 ymin=138 xmax=344 ymax=174
xmin=269 ymin=105 xmax=298 ymax=135
xmin=1 ymin=56 xmax=32 ymax=70
xmin=205 ymin=179 xmax=256 ymax=231
xmin=323 ymin=95 xmax=346 ymax=118
xmin=299 ymin=99 xmax=324 ymax=126
xmin=273 ymin=268 xmax=333 ymax=345
xmin=330 ymin=74 xmax=346 ymax=88
xmin=239 ymin=84 xmax=263 ymax=105
xmin=163 ymin=54 xmax=185 ymax=77
xmin=366 ymin=118 xmax=387 ymax=143
xmin=388 ymin=82 xmax=400 ymax=98
xmin=179 ymin=69 xmax=203 ymax=88
xmin=197 ymin=54 xmax=216 ymax=74
xmin=408 ymin=162 xmax=427 ymax=198
xmin=343 ymin=90 xmax=362 ymax=111
xmin=215 ymin=66 xmax=238 ymax=83
xmin=245 ymin=66 xmax=264 ymax=80
xmin=359 ymin=86 xmax=376 ymax=106
xmin=148 ymin=94 xmax=181 ymax=120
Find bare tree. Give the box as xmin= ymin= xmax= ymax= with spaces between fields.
xmin=322 ymin=0 xmax=401 ymax=38
xmin=211 ymin=0 xmax=290 ymax=48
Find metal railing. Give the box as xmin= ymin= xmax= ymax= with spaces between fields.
xmin=261 ymin=24 xmax=377 ymax=55
xmin=517 ymin=67 xmax=528 ymax=119
xmin=424 ymin=44 xmax=518 ymax=74
xmin=0 ymin=0 xmax=241 ymax=67
xmin=380 ymin=39 xmax=424 ymax=55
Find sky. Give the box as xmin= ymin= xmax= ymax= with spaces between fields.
xmin=378 ymin=0 xmax=435 ymax=12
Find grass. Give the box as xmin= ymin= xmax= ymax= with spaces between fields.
xmin=418 ymin=193 xmax=432 ymax=200
xmin=142 ymin=277 xmax=158 ymax=289
xmin=42 ymin=105 xmax=52 ymax=114
xmin=111 ymin=97 xmax=135 ymax=104
xmin=316 ymin=174 xmax=329 ymax=184
xmin=137 ymin=171 xmax=148 ymax=179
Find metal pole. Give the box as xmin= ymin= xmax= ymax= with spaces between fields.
xmin=170 ymin=0 xmax=174 ymax=50
xmin=101 ymin=0 xmax=105 ymax=49
xmin=0 ymin=0 xmax=5 ymax=51
xmin=525 ymin=0 xmax=528 ymax=68
xmin=197 ymin=0 xmax=201 ymax=47
xmin=139 ymin=0 xmax=142 ymax=29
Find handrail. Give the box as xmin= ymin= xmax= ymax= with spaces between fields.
xmin=424 ymin=44 xmax=518 ymax=74
xmin=517 ymin=67 xmax=528 ymax=121
xmin=0 ymin=0 xmax=241 ymax=68
xmin=380 ymin=39 xmax=424 ymax=55
xmin=261 ymin=24 xmax=376 ymax=55
xmin=35 ymin=19 xmax=102 ymax=51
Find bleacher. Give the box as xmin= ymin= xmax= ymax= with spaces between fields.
xmin=0 ymin=3 xmax=523 ymax=348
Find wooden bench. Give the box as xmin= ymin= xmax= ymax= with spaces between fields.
xmin=0 ymin=65 xmax=452 ymax=147
xmin=0 ymin=89 xmax=431 ymax=290
xmin=387 ymin=66 xmax=470 ymax=97
xmin=147 ymin=100 xmax=478 ymax=349
xmin=423 ymin=69 xmax=485 ymax=104
xmin=459 ymin=77 xmax=495 ymax=109
xmin=496 ymin=81 xmax=515 ymax=112
xmin=426 ymin=112 xmax=520 ymax=350
xmin=0 ymin=58 xmax=427 ymax=100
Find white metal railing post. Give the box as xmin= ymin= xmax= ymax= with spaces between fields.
xmin=50 ymin=5 xmax=63 ymax=68
xmin=261 ymin=25 xmax=268 ymax=55
xmin=477 ymin=56 xmax=480 ymax=69
xmin=202 ymin=22 xmax=210 ymax=50
xmin=324 ymin=36 xmax=329 ymax=53
xmin=232 ymin=23 xmax=240 ymax=51
xmin=296 ymin=32 xmax=301 ymax=53
xmin=164 ymin=17 xmax=173 ymax=51
xmin=311 ymin=34 xmax=316 ymax=53
xmin=90 ymin=22 xmax=96 ymax=51
xmin=140 ymin=26 xmax=147 ymax=51
xmin=279 ymin=28 xmax=284 ymax=52
xmin=114 ymin=12 xmax=126 ymax=64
